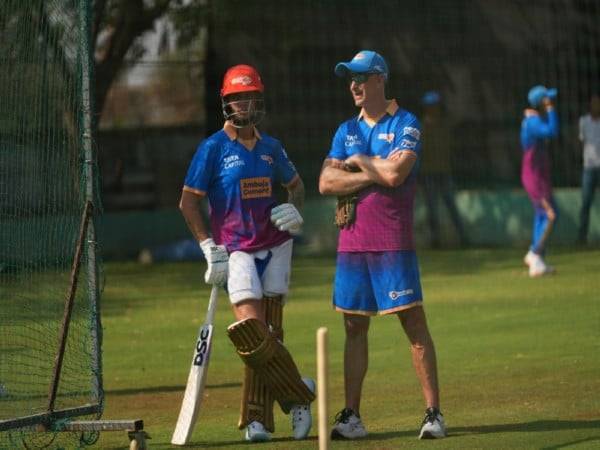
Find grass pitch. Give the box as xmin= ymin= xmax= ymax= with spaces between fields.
xmin=97 ymin=248 xmax=600 ymax=449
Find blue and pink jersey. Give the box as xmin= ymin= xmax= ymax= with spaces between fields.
xmin=327 ymin=100 xmax=421 ymax=252
xmin=520 ymin=108 xmax=559 ymax=205
xmin=183 ymin=123 xmax=298 ymax=253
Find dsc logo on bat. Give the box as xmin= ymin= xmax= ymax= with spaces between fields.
xmin=193 ymin=326 xmax=212 ymax=366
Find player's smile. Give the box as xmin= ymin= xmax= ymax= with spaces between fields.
xmin=350 ymin=82 xmax=366 ymax=105
xmin=348 ymin=73 xmax=377 ymax=106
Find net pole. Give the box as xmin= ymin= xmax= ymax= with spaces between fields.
xmin=47 ymin=201 xmax=93 ymax=412
xmin=79 ymin=0 xmax=103 ymax=407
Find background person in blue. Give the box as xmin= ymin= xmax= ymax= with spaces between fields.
xmin=520 ymin=85 xmax=559 ymax=277
xmin=319 ymin=50 xmax=446 ymax=440
xmin=179 ymin=64 xmax=315 ymax=442
xmin=419 ymin=90 xmax=468 ymax=248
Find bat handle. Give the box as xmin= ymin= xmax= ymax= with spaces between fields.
xmin=205 ymin=285 xmax=219 ymax=324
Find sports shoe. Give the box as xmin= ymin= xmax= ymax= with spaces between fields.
xmin=290 ymin=377 xmax=315 ymax=440
xmin=245 ymin=421 xmax=271 ymax=442
xmin=528 ymin=254 xmax=555 ymax=277
xmin=419 ymin=407 xmax=446 ymax=439
xmin=523 ymin=250 xmax=535 ymax=266
xmin=330 ymin=408 xmax=367 ymax=440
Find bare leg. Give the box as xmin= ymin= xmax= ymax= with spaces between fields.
xmin=343 ymin=313 xmax=370 ymax=414
xmin=398 ymin=306 xmax=439 ymax=409
xmin=232 ymin=298 xmax=264 ymax=321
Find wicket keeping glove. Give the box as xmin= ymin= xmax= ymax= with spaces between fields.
xmin=199 ymin=238 xmax=228 ymax=286
xmin=270 ymin=203 xmax=303 ymax=235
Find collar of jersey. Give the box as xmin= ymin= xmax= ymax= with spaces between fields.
xmin=358 ymin=99 xmax=399 ymax=121
xmin=223 ymin=121 xmax=262 ymax=141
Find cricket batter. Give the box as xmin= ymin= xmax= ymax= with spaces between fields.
xmin=179 ymin=64 xmax=315 ymax=442
xmin=521 ymin=85 xmax=559 ymax=277
xmin=318 ymin=50 xmax=446 ymax=440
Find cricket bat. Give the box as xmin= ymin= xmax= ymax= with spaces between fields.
xmin=171 ymin=285 xmax=219 ymax=445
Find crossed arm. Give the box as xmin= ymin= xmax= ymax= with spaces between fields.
xmin=318 ymin=151 xmax=417 ymax=196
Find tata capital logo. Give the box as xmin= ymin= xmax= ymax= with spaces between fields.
xmin=224 ymin=154 xmax=245 ymax=169
xmin=231 ymin=76 xmax=253 ymax=86
xmin=345 ymin=134 xmax=362 ymax=147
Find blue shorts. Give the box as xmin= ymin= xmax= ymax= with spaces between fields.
xmin=333 ymin=251 xmax=423 ymax=316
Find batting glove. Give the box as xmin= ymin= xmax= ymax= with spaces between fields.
xmin=270 ymin=203 xmax=303 ymax=235
xmin=199 ymin=238 xmax=228 ymax=286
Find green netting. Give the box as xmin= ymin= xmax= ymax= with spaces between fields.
xmin=203 ymin=0 xmax=600 ymax=192
xmin=0 ymin=0 xmax=102 ymax=448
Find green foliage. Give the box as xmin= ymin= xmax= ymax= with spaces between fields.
xmin=168 ymin=0 xmax=210 ymax=48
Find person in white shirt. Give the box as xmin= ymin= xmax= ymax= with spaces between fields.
xmin=578 ymin=94 xmax=600 ymax=244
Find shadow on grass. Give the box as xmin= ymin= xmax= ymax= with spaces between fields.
xmin=540 ymin=436 xmax=600 ymax=450
xmin=144 ymin=420 xmax=600 ymax=449
xmin=106 ymin=381 xmax=241 ymax=396
xmin=188 ymin=435 xmax=318 ymax=448
xmin=450 ymin=419 xmax=600 ymax=436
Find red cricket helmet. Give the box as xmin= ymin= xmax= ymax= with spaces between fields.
xmin=220 ymin=64 xmax=264 ymax=98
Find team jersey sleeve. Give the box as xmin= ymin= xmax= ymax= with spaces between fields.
xmin=183 ymin=140 xmax=217 ymax=195
xmin=273 ymin=145 xmax=298 ymax=185
xmin=390 ymin=115 xmax=421 ymax=159
xmin=327 ymin=124 xmax=348 ymax=161
xmin=529 ymin=109 xmax=559 ymax=139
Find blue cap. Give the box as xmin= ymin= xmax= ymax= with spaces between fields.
xmin=335 ymin=50 xmax=388 ymax=79
xmin=422 ymin=91 xmax=441 ymax=106
xmin=528 ymin=85 xmax=558 ymax=108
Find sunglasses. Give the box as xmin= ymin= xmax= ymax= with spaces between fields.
xmin=348 ymin=72 xmax=376 ymax=84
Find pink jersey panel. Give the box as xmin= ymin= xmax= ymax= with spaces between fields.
xmin=338 ymin=179 xmax=416 ymax=252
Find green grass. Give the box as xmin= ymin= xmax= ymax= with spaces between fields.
xmin=95 ymin=248 xmax=600 ymax=449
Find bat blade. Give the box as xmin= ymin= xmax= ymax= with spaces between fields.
xmin=171 ymin=286 xmax=218 ymax=446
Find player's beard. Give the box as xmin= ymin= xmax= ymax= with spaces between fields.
xmin=222 ymin=99 xmax=265 ymax=128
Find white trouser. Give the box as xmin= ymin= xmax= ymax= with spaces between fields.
xmin=227 ymin=239 xmax=293 ymax=304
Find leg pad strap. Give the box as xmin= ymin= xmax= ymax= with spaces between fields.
xmin=237 ymin=296 xmax=282 ymax=431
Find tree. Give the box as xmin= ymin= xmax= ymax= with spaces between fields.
xmin=93 ymin=0 xmax=210 ymax=123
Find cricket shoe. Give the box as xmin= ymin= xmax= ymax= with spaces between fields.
xmin=523 ymin=250 xmax=536 ymax=266
xmin=330 ymin=408 xmax=367 ymax=440
xmin=245 ymin=421 xmax=271 ymax=442
xmin=290 ymin=377 xmax=315 ymax=439
xmin=419 ymin=407 xmax=447 ymax=439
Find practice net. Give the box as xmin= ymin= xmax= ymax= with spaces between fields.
xmin=195 ymin=0 xmax=600 ymax=248
xmin=0 ymin=0 xmax=103 ymax=448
